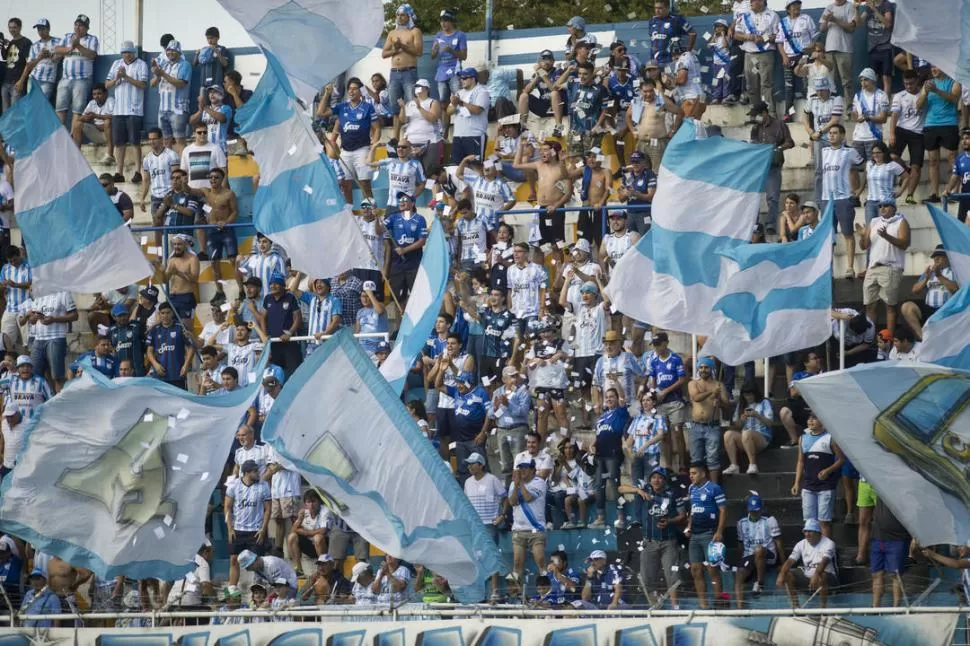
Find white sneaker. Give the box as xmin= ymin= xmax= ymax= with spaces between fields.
xmin=746 ymin=464 xmax=759 ymax=474
xmin=752 ymin=581 xmax=762 ymax=595
xmin=722 ymin=464 xmax=740 ymax=475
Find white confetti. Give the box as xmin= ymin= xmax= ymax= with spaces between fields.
xmin=97 ymin=324 xmax=109 ymax=336
xmin=154 ymin=527 xmax=165 ymax=539
xmin=627 ymin=12 xmax=637 ymax=19
xmin=303 ymin=185 xmax=313 ymax=195
xmin=143 ymin=413 xmax=154 ymax=422
xmin=140 ymin=235 xmax=148 ymax=245
xmin=163 ymin=515 xmax=174 ymax=526
xmin=506 ymin=24 xmax=514 ymax=30
xmin=202 ymin=204 xmax=212 ymax=214
xmin=220 ymin=303 xmax=231 ymax=312
xmin=177 ymin=408 xmax=190 ymax=420
xmin=703 ymin=31 xmax=713 ymax=41
xmin=448 ymin=442 xmax=457 ymax=450
xmin=176 ymin=453 xmax=189 ymax=464
xmin=287 ymin=144 xmax=297 ymax=156
xmin=200 ymin=472 xmax=209 ymax=481
xmin=700 ymin=5 xmax=709 ymax=13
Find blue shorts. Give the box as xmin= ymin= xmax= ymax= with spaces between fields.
xmin=688 ymin=531 xmax=714 ymax=564
xmin=55 ymin=77 xmax=93 ymax=115
xmin=168 ymin=292 xmax=197 ymax=321
xmin=801 ymin=488 xmax=836 ymax=523
xmin=871 ymin=539 xmax=907 ymax=574
xmin=841 ymin=458 xmax=859 ymax=480
xmin=689 ymin=421 xmax=722 ymax=471
xmin=822 ymin=199 xmax=856 ymax=236
xmin=158 ymin=111 xmax=189 ymax=140
xmin=206 ymin=228 xmax=238 ymax=260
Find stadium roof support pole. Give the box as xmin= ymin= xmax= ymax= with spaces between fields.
xmin=134 ymin=0 xmax=144 ymax=48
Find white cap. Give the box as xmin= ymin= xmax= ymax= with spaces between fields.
xmin=588 ymin=549 xmax=607 ymax=560
xmin=316 ymin=553 xmax=334 ymax=564
xmin=363 ymin=280 xmax=377 ymax=292
xmin=573 ymin=238 xmax=592 ymax=254
xmin=350 ymin=561 xmax=372 ymax=582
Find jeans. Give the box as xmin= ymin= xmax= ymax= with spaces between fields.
xmin=689 ymin=422 xmax=722 ymax=470
xmin=594 ymin=455 xmax=622 ymax=515
xmin=437 ymin=76 xmax=461 ymax=105
xmin=388 ymin=68 xmax=418 ymax=116
xmin=764 ymin=166 xmax=782 ymax=228
xmin=546 ymin=490 xmax=568 ymax=528
xmin=55 ymin=77 xmax=93 ymax=115
xmin=1 ymin=82 xmax=22 ymax=112
xmin=29 ymin=79 xmax=56 ymax=101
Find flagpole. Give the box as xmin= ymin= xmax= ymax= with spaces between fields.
xmin=691 ymin=334 xmax=698 ymax=377
xmin=763 ymin=357 xmax=769 ymax=399
xmin=839 ymin=319 xmax=846 ymax=371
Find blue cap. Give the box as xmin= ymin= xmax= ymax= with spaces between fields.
xmin=566 ymin=16 xmax=586 ymax=29
xmin=458 ymin=371 xmax=476 ymax=385
xmin=459 ymin=67 xmax=478 ymax=79
xmin=698 ymin=357 xmax=716 ymax=371
xmin=28 ymin=568 xmax=46 ymax=579
xmin=747 ymin=495 xmax=763 ymax=512
xmin=803 ymin=518 xmax=822 ymax=533
xmin=237 ymin=549 xmax=258 ymax=569
xmin=120 ymin=40 xmax=137 ymax=54
xmin=111 ymin=303 xmax=129 ymax=317
xmin=269 ymin=272 xmax=286 ymax=286
xmin=579 ymin=281 xmax=598 ymax=295
xmin=649 ymin=466 xmax=669 ymax=481
xmin=375 ymin=341 xmax=392 ymax=353
xmin=396 ymin=191 xmax=414 ymax=202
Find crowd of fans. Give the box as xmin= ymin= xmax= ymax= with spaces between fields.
xmin=0 ymin=0 xmax=969 ymax=626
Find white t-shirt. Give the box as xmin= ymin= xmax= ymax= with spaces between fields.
xmin=788 ymin=535 xmax=837 ymax=576
xmin=822 ymin=2 xmax=857 ymax=53
xmin=514 ymin=449 xmax=554 ymax=475
xmin=889 ymin=342 xmax=921 ymax=362
xmin=506 ymin=262 xmax=547 ymax=318
xmin=201 ymin=321 xmax=232 ymax=347
xmin=165 ymin=554 xmax=211 ymax=607
xmin=83 ymin=97 xmax=114 ymax=126
xmin=891 ymin=90 xmax=925 ymax=133
xmin=267 ymin=446 xmax=302 ymax=499
xmin=509 ymin=477 xmax=547 ymax=531
xmin=852 ymin=89 xmax=890 ymax=142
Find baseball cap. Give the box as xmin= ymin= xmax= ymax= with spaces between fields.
xmin=140 ymin=286 xmax=159 ymax=302
xmin=243 ymin=276 xmax=262 ymax=287
xmin=316 ymin=553 xmax=334 ymax=564
xmin=502 ymin=365 xmax=518 ymax=378
xmin=608 ymin=210 xmax=627 ymax=219
xmin=786 ymin=0 xmax=803 ymax=6
xmin=802 ymin=201 xmax=819 ymax=212
xmin=698 ymin=357 xmax=716 ymax=370
xmin=748 ymin=100 xmax=771 ymax=116
xmin=360 ymin=197 xmax=376 ymax=209
xmin=931 ymin=244 xmax=947 ymax=258
xmin=651 ymin=331 xmax=669 ymax=345
xmin=588 ymin=549 xmax=607 ymax=560
xmin=166 ymin=40 xmax=182 ymax=53
xmin=566 ymin=16 xmax=586 ymax=29
xmin=630 ymin=151 xmax=645 ymax=162
xmin=16 ymin=355 xmax=31 ymax=367
xmin=75 ymin=14 xmax=91 ymax=26
xmin=961 ymin=127 xmax=970 ymax=137
xmin=207 ymin=85 xmax=226 ymax=96
xmin=250 ymin=582 xmax=267 ymax=592
xmin=269 ymin=272 xmax=286 ymax=286
xmin=516 ymin=458 xmax=536 ymax=470
xmin=573 ymin=238 xmax=592 ymax=254
xmin=714 ymin=18 xmax=730 ymax=28
xmin=459 ymin=67 xmax=478 ymax=79
xmin=415 ymin=78 xmax=431 ymax=89
xmin=603 ymin=329 xmax=623 ymax=342
xmin=33 ymin=18 xmax=50 ymax=29
xmin=120 ymin=41 xmax=137 ymax=54
xmin=111 ymin=303 xmax=129 ymax=317
xmin=878 ymin=328 xmax=892 ymax=342
xmin=465 ymin=452 xmax=486 ymax=465
xmin=803 ymin=518 xmax=822 ymax=533
xmin=747 ymin=495 xmax=763 ymax=512
xmin=649 ymin=466 xmax=669 ymax=481
xmin=241 ymin=459 xmax=259 ymax=474
xmin=272 ymin=577 xmax=289 ymax=586
xmin=858 ymin=67 xmax=878 ymax=82
xmin=580 ymin=281 xmax=598 ymax=295
xmin=458 ymin=371 xmax=476 ymax=385
xmin=237 ymin=550 xmax=258 ymax=570
xmin=29 ymin=568 xmax=46 ymax=580
xmin=439 ymin=9 xmax=457 ymax=21
xmin=351 ymin=561 xmax=372 ymax=583
xmin=538 ymin=49 xmax=555 ymax=60
xmin=375 ymin=341 xmax=392 ymax=354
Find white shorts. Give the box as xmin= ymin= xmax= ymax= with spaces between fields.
xmin=339 ymin=147 xmax=372 ymax=183
xmin=1 ymin=310 xmax=22 ymax=348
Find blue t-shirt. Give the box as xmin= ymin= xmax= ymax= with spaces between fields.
xmin=925 ymin=77 xmax=959 ymax=127
xmin=588 ymin=565 xmax=625 ymax=606
xmin=625 ymin=169 xmax=657 ymax=205
xmin=547 ymin=566 xmax=580 ymax=604
xmin=109 ymin=322 xmax=146 ymax=376
xmin=953 ymin=152 xmax=970 ymax=194
xmin=146 ymin=323 xmax=191 ymax=383
xmin=645 ymin=351 xmax=686 ymax=403
xmin=71 ymin=351 xmax=119 ymax=378
xmin=688 ymin=480 xmax=726 ymax=533
xmin=594 ymin=405 xmax=631 ymax=458
xmin=386 ymin=212 xmax=428 ymax=270
xmin=356 ymin=307 xmax=388 ymax=352
xmin=566 ymin=81 xmax=606 ymax=133
xmin=607 ymin=73 xmax=636 ymax=112
xmin=446 ymin=384 xmax=490 ymax=441
xmin=335 ymin=100 xmax=378 ymax=151
xmin=648 ymin=13 xmax=695 ymax=64
xmin=433 ymin=30 xmax=468 ymax=82
xmin=480 ymin=307 xmax=517 ymax=358
xmin=801 ymin=431 xmax=839 ymax=492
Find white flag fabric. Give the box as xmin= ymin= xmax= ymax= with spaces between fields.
xmin=920 ymin=205 xmax=970 ymax=369
xmin=702 ymin=204 xmax=834 ymax=365
xmin=263 ymin=329 xmax=502 ymax=602
xmin=605 ymin=120 xmax=772 ymax=334
xmin=892 ymin=0 xmax=970 ymax=87
xmin=0 ymin=354 xmax=266 ymax=580
xmin=215 ymin=0 xmax=383 ymax=101
xmin=0 ymin=85 xmax=151 ymax=296
xmin=798 ymin=363 xmax=970 ymax=546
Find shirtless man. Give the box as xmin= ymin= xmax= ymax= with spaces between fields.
xmin=567 ymin=148 xmax=611 ymax=254
xmin=184 ymin=167 xmax=238 ymax=295
xmin=626 ymin=78 xmax=683 ymax=172
xmin=46 ymin=554 xmax=92 ymax=616
xmin=157 ymin=235 xmax=201 ymax=324
xmin=382 ymin=5 xmax=424 ymax=140
xmin=513 ymin=138 xmax=573 ymax=263
xmin=687 ymin=357 xmax=731 ymax=484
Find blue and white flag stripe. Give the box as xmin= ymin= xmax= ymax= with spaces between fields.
xmin=0 ymin=85 xmax=151 ymax=296
xmin=235 ymin=53 xmax=370 ymax=279
xmin=0 ymin=352 xmax=269 ymax=581
xmin=263 ymin=329 xmax=502 ymax=602
xmin=702 ymin=204 xmax=834 ymax=365
xmin=928 ymin=204 xmax=970 ymax=284
xmin=605 ymin=120 xmax=773 ymax=334
xmin=892 ymin=0 xmax=970 ymax=88
xmin=380 ymin=219 xmax=450 ymax=394
xmin=215 ymin=0 xmax=383 ymax=101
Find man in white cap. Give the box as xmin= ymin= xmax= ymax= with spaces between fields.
xmin=462 ymin=451 xmax=505 ymax=600
xmin=485 ymin=367 xmax=531 ymax=479
xmin=580 ymin=549 xmax=625 ymax=609
xmin=851 ymin=67 xmax=890 ymax=167
xmin=776 ymin=518 xmax=838 ymax=608
xmin=507 ymin=458 xmax=547 ymax=583
xmin=559 ymin=238 xmax=602 ymax=316
xmin=1 ymin=402 xmax=23 ymax=479
xmin=161 ymin=540 xmax=214 ymax=610
xmin=802 ymin=77 xmax=844 ymax=201
xmin=238 ymin=549 xmax=298 ymax=593
xmin=105 ymin=41 xmax=149 ymax=184
xmin=350 ymin=562 xmax=378 ymax=605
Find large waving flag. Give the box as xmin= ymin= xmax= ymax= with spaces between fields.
xmin=702 ymin=204 xmax=834 ymax=365
xmin=235 ymin=53 xmax=370 ymax=279
xmin=892 ymin=0 xmax=970 ymax=87
xmin=920 ymin=205 xmax=970 ymax=368
xmin=605 ymin=120 xmax=773 ymax=334
xmin=0 ymin=85 xmax=151 ymax=296
xmin=0 ymin=353 xmax=267 ymax=580
xmin=263 ymin=329 xmax=503 ymax=602
xmin=380 ymin=219 xmax=450 ymax=394
xmin=798 ymin=363 xmax=970 ymax=546
xmin=215 ymin=0 xmax=383 ymax=101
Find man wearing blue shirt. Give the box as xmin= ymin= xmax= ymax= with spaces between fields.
xmin=20 ymin=569 xmax=61 ymax=628
xmin=190 ymin=85 xmax=233 ymax=154
xmin=69 ymin=335 xmax=118 ymax=379
xmin=648 ymin=0 xmax=697 ymax=65
xmin=645 ymin=331 xmax=687 ymax=470
xmin=146 ymin=303 xmax=194 ymax=389
xmin=108 ymin=303 xmax=146 ymax=376
xmin=431 ymin=10 xmax=467 ymax=111
xmin=944 ymin=128 xmax=970 ymax=222
xmin=686 ymin=462 xmax=727 ymax=609
xmin=559 ymin=60 xmax=607 ymax=159
xmin=545 ymin=549 xmax=580 ymax=605
xmin=319 ymin=78 xmax=381 ymax=204
xmin=580 ymin=550 xmax=626 ymax=609
xmin=385 ymin=194 xmax=428 ymax=306
xmin=259 ymin=274 xmax=303 ymax=379
xmin=438 ymin=369 xmax=489 ymax=485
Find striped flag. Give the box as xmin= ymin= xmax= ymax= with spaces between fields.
xmin=892 ymin=0 xmax=970 ymax=87
xmin=920 ymin=205 xmax=970 ymax=369
xmin=0 ymin=84 xmax=151 ymax=296
xmin=380 ymin=219 xmax=450 ymax=394
xmin=234 ymin=53 xmax=370 ymax=279
xmin=604 ymin=120 xmax=773 ymax=334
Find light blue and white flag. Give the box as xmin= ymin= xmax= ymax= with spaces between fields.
xmin=920 ymin=205 xmax=970 ymax=368
xmin=605 ymin=120 xmax=773 ymax=334
xmin=798 ymin=363 xmax=970 ymax=546
xmin=0 ymin=353 xmax=268 ymax=581
xmin=892 ymin=0 xmax=970 ymax=87
xmin=263 ymin=329 xmax=502 ymax=602
xmin=215 ymin=0 xmax=383 ymax=101
xmin=380 ymin=219 xmax=450 ymax=394
xmin=702 ymin=203 xmax=834 ymax=365
xmin=235 ymin=54 xmax=370 ymax=279
xmin=0 ymin=84 xmax=151 ymax=296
